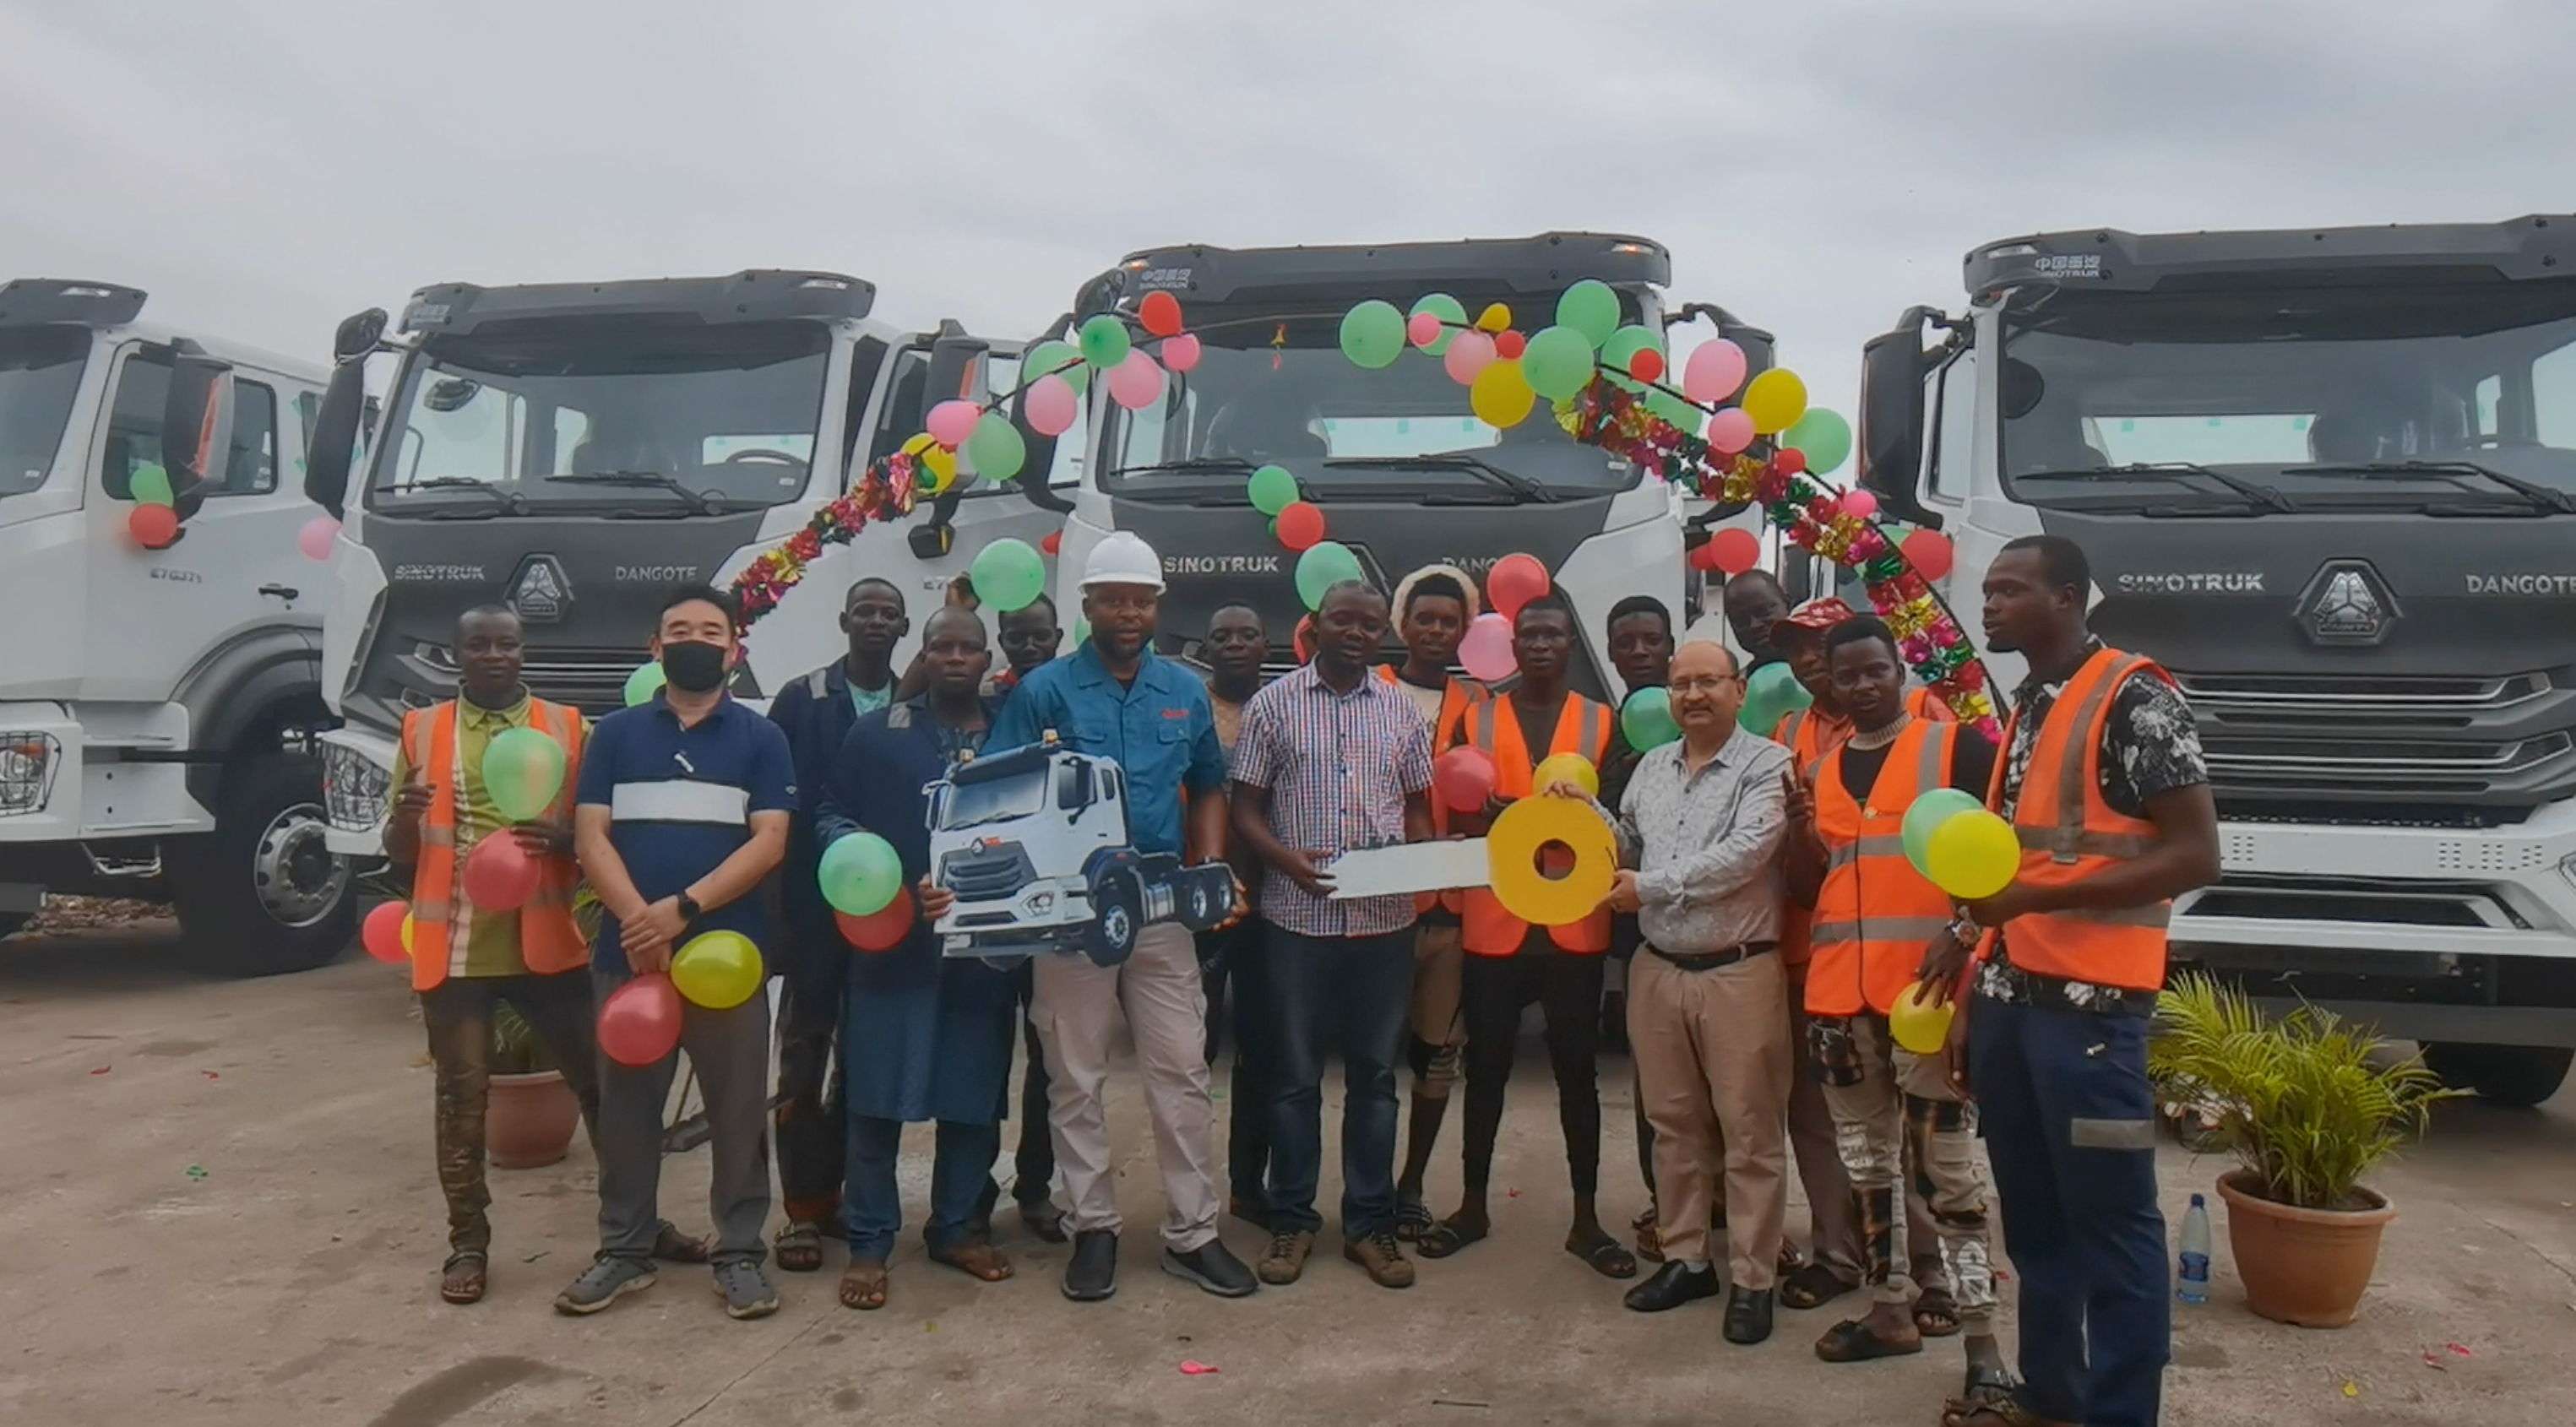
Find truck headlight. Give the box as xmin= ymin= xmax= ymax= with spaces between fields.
xmin=0 ymin=734 xmax=60 ymax=816
xmin=322 ymin=742 xmax=390 ymax=832
xmin=1020 ymin=888 xmax=1057 ymax=916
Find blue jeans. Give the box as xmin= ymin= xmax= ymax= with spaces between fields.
xmin=1261 ymin=925 xmax=1413 ymax=1238
xmin=1970 ymin=993 xmax=2169 ymax=1427
xmin=843 ymin=1115 xmax=1000 ymax=1261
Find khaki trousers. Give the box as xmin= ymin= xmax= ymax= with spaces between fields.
xmin=1630 ymin=947 xmax=1791 ymax=1290
xmin=1410 ymin=920 xmax=1465 ymax=1099
xmin=1032 ymin=923 xmax=1221 ymax=1251
xmin=1815 ymin=1012 xmax=1997 ymax=1332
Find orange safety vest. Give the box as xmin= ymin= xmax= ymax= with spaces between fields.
xmin=1775 ymin=686 xmax=1945 ymax=968
xmin=1379 ymin=665 xmax=1487 ymax=915
xmin=1806 ymin=719 xmax=1959 ymax=1017
xmin=401 ymin=698 xmax=590 ymax=991
xmin=1978 ymin=647 xmax=2175 ymax=992
xmin=1461 ymin=692 xmax=1614 ymax=955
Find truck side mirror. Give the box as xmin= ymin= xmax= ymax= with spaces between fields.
xmin=1858 ymin=314 xmax=1938 ymax=529
xmin=302 ymin=308 xmax=386 ymax=519
xmin=161 ymin=351 xmax=235 ymax=515
xmin=920 ymin=336 xmax=989 ymax=431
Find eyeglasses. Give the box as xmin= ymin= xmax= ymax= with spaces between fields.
xmin=1667 ymin=675 xmax=1744 ymax=694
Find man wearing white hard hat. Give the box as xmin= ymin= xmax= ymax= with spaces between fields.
xmin=986 ymin=531 xmax=1259 ymax=1302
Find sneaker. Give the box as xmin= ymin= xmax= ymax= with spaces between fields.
xmin=1257 ymin=1229 xmax=1315 ymax=1285
xmin=1345 ymin=1229 xmax=1416 ymax=1289
xmin=553 ymin=1255 xmax=655 ymax=1316
xmin=714 ymin=1261 xmax=780 ymax=1321
xmin=1162 ymin=1238 xmax=1258 ymax=1298
xmin=1064 ymin=1229 xmax=1118 ymax=1302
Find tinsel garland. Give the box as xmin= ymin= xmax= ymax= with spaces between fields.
xmin=731 ymin=453 xmax=920 ymax=630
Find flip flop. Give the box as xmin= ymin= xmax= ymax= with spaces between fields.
xmin=837 ymin=1260 xmax=889 ymax=1311
xmin=928 ymin=1240 xmax=1015 ymax=1283
xmin=1913 ymin=1286 xmax=1963 ymax=1337
xmin=439 ymin=1250 xmax=487 ymax=1305
xmin=1815 ymin=1318 xmax=1926 ymax=1363
xmin=1415 ymin=1218 xmax=1487 ymax=1260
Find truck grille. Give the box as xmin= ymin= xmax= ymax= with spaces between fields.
xmin=2173 ymin=669 xmax=2576 ymax=813
xmin=938 ymin=841 xmax=1037 ymax=902
xmin=416 ymin=643 xmax=649 ymax=716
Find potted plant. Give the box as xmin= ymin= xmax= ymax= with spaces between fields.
xmin=486 ymin=1003 xmax=582 ymax=1169
xmin=2148 ymin=972 xmax=2460 ymax=1327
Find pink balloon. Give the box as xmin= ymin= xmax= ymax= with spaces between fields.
xmin=1707 ymin=407 xmax=1757 ymax=455
xmin=461 ymin=835 xmax=540 ymax=911
xmin=1443 ymin=329 xmax=1497 ymax=386
xmin=1840 ymin=489 xmax=1879 ymax=520
xmin=1408 ymin=311 xmax=1443 ymax=348
xmin=296 ymin=514 xmax=340 ymax=562
xmin=1682 ymin=339 xmax=1748 ymax=405
xmin=1161 ymin=333 xmax=1203 ymax=372
xmin=926 ymin=399 xmax=981 ymax=450
xmin=1432 ymin=746 xmax=1497 ymax=813
xmin=1024 ymin=373 xmax=1080 ymax=437
xmin=1106 ymin=350 xmax=1166 ymax=411
xmin=1458 ymin=612 xmax=1517 ymax=684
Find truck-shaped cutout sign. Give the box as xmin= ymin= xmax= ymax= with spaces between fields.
xmin=927 ymin=730 xmax=1237 ymax=965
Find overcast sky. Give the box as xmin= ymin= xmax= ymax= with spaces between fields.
xmin=7 ymin=0 xmax=2572 ymax=419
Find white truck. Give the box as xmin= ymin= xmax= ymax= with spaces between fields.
xmin=0 ymin=278 xmax=357 ymax=972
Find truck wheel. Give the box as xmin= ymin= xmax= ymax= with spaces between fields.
xmin=2424 ymin=1043 xmax=2572 ymax=1109
xmin=172 ymin=752 xmax=358 ymax=977
xmin=1085 ymin=874 xmax=1140 ymax=969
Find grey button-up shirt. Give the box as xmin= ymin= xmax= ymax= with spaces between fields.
xmin=1607 ymin=724 xmax=1791 ymax=954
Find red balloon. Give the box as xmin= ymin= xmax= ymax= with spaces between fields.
xmin=1432 ymin=746 xmax=1497 ymax=814
xmin=1139 ymin=290 xmax=1184 ymax=339
xmin=836 ymin=893 xmax=916 ymax=953
xmin=1041 ymin=529 xmax=1063 ymax=555
xmin=1687 ymin=540 xmax=1723 ymax=573
xmin=1292 ymin=615 xmax=1315 ymax=662
xmin=1706 ymin=527 xmax=1762 ymax=577
xmin=1486 ymin=552 xmax=1551 ymax=621
xmin=461 ymin=834 xmax=540 ymax=911
xmin=599 ymin=974 xmax=684 ymax=1067
xmin=1275 ymin=501 xmax=1326 ymax=551
xmin=1493 ymin=330 xmax=1528 ymax=361
xmin=129 ymin=505 xmax=179 ymax=549
xmin=1903 ymin=529 xmax=1955 ymax=582
xmin=361 ymin=901 xmax=410 ymax=965
xmin=1774 ymin=448 xmax=1808 ymax=477
xmin=1629 ymin=348 xmax=1666 ymax=384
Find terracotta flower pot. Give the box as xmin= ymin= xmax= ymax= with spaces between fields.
xmin=487 ymin=1070 xmax=581 ymax=1170
xmin=2215 ymin=1169 xmax=2395 ymax=1327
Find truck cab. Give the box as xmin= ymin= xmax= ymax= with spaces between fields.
xmin=1856 ymin=214 xmax=2576 ymax=1104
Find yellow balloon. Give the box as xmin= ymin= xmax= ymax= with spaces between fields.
xmin=1924 ymin=809 xmax=2019 ymax=901
xmin=399 ymin=913 xmax=416 ymax=957
xmin=1889 ymin=980 xmax=1957 ymax=1055
xmin=1741 ymin=367 xmax=1810 ymax=436
xmin=1471 ymin=359 xmax=1536 ymax=429
xmin=671 ymin=930 xmax=765 ymax=1010
xmin=901 ymin=431 xmax=937 ymax=457
xmin=1475 ymin=302 xmax=1513 ymax=334
xmin=1531 ymin=751 xmax=1600 ymax=800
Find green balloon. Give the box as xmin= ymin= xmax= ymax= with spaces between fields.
xmin=1025 ymin=339 xmax=1089 ymax=394
xmin=1740 ymin=662 xmax=1814 ymax=743
xmin=1294 ymin=540 xmax=1365 ymax=610
xmin=1604 ymin=325 xmax=1663 ymax=375
xmin=1072 ymin=615 xmax=1092 ymax=647
xmin=1520 ymin=326 xmax=1598 ymax=401
xmin=1783 ymin=409 xmax=1855 ymax=475
xmin=129 ymin=463 xmax=174 ymax=507
xmin=1647 ymin=388 xmax=1704 ymax=437
xmin=483 ymin=725 xmax=568 ymax=823
xmin=819 ymin=830 xmax=905 ymax=917
xmin=1247 ymin=464 xmax=1298 ymax=516
xmin=1902 ymin=788 xmax=1986 ymax=879
xmin=1557 ymin=279 xmax=1621 ymax=349
xmin=1078 ymin=315 xmax=1131 ymax=371
xmin=970 ymin=536 xmax=1046 ymax=612
xmin=1339 ymin=301 xmax=1406 ymax=370
xmin=622 ymin=662 xmax=667 ymax=708
xmin=1409 ymin=293 xmax=1467 ymax=356
xmin=964 ymin=411 xmax=1025 ymax=480
xmin=1620 ymin=686 xmax=1682 ymax=751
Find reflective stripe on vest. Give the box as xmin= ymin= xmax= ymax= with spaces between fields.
xmin=1807 ymin=719 xmax=1957 ymax=1016
xmin=1461 ymin=693 xmax=1614 ymax=955
xmin=404 ymin=697 xmax=590 ymax=991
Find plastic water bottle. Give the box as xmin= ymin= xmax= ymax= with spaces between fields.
xmin=2177 ymin=1193 xmax=2212 ymax=1305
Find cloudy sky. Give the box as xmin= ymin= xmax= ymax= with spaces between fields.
xmin=6 ymin=0 xmax=2571 ymax=417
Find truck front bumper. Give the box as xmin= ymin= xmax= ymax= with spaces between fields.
xmin=318 ymin=726 xmax=396 ymax=858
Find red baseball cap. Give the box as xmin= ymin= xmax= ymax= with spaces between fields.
xmin=1772 ymin=597 xmax=1859 ymax=640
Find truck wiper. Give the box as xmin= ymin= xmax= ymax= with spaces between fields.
xmin=2017 ymin=462 xmax=2296 ymax=513
xmin=1108 ymin=457 xmax=1258 ymax=477
xmin=1323 ymin=455 xmax=1559 ymax=504
xmin=545 ymin=469 xmax=727 ymax=514
xmin=394 ymin=478 xmax=523 ymax=516
xmin=2280 ymin=459 xmax=2576 ymax=516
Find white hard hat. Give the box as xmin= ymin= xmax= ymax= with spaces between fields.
xmin=1080 ymin=530 xmax=1166 ymax=592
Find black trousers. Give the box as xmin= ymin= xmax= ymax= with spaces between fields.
xmin=1200 ymin=918 xmax=1271 ymax=1207
xmin=1460 ymin=935 xmax=1606 ymax=1196
xmin=774 ymin=929 xmax=847 ymax=1229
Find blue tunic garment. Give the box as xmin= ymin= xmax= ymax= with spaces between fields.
xmin=817 ymin=696 xmax=1017 ymax=1125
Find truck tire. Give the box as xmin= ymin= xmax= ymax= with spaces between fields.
xmin=1085 ymin=873 xmax=1141 ymax=969
xmin=172 ymin=751 xmax=357 ymax=977
xmin=2423 ymin=1043 xmax=2572 ymax=1109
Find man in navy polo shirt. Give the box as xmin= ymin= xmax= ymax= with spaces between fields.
xmin=556 ymin=583 xmax=796 ymax=1321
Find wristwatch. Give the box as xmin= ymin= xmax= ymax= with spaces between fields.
xmin=677 ymin=893 xmax=703 ymax=924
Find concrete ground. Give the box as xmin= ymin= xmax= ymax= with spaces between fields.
xmin=3 ymin=924 xmax=2573 ymax=1427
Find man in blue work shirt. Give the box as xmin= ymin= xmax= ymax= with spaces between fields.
xmin=556 ymin=583 xmax=796 ymax=1322
xmin=986 ymin=531 xmax=1259 ymax=1304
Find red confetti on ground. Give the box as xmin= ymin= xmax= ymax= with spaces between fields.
xmin=2422 ymin=1353 xmax=2447 ymax=1371
xmin=2448 ymin=1343 xmax=2473 ymax=1357
xmin=203 ymin=1071 xmax=220 ymax=1079
xmin=1179 ymin=1361 xmax=1219 ymax=1375
xmin=90 ymin=1066 xmax=110 ymax=1075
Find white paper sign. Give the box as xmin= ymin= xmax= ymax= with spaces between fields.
xmin=1324 ymin=840 xmax=1492 ymax=899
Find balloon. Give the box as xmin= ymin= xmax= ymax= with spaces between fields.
xmin=1620 ymin=686 xmax=1682 ymax=750
xmin=1470 ymin=360 xmax=1536 ymax=428
xmin=1889 ymin=980 xmax=1958 ymax=1055
xmin=1432 ymin=746 xmax=1497 ymax=813
xmin=965 ymin=410 xmax=1027 ymax=480
xmin=361 ymin=901 xmax=410 ymax=965
xmin=904 ymin=431 xmax=959 ymax=491
xmin=128 ymin=463 xmax=174 ymax=507
xmin=1774 ymin=448 xmax=1808 ymax=478
xmin=1840 ymin=488 xmax=1879 ymax=520
xmin=926 ymin=399 xmax=981 ymax=450
xmin=1024 ymin=373 xmax=1079 ymax=437
xmin=1783 ymin=408 xmax=1854 ymax=475
xmin=1924 ymin=809 xmax=2019 ymax=901
xmin=1160 ymin=333 xmax=1203 ymax=372
xmin=970 ymin=536 xmax=1047 ymax=611
xmin=1105 ymin=350 xmax=1165 ymax=413
xmin=1138 ymin=290 xmax=1183 ymax=339
xmin=1407 ymin=311 xmax=1443 ymax=349
xmin=1409 ymin=293 xmax=1466 ymax=356
xmin=1339 ymin=300 xmax=1405 ymax=369
xmin=1704 ymin=527 xmax=1762 ymax=576
xmin=1041 ymin=529 xmax=1063 ymax=555
xmin=1682 ymin=339 xmax=1748 ymax=405
xmin=1742 ymin=662 xmax=1813 ymax=741
xmin=483 ymin=725 xmax=568 ymax=822
xmin=1072 ymin=615 xmax=1090 ymax=646
xmin=1493 ymin=330 xmax=1528 ymax=361
xmin=461 ymin=835 xmax=541 ymax=911
xmin=1687 ymin=540 xmax=1725 ymax=573
xmin=819 ymin=831 xmax=905 ymax=917
xmin=1293 ymin=540 xmax=1364 ymax=610
xmin=1602 ymin=326 xmax=1663 ymax=384
xmin=1646 ymin=388 xmax=1704 ymax=437
xmin=1532 ymin=751 xmax=1599 ymax=799
xmin=129 ymin=504 xmax=179 ymax=549
xmin=1275 ymin=501 xmax=1326 ymax=551
xmin=1026 ymin=339 xmax=1089 ymax=393
xmin=1475 ymin=302 xmax=1512 ymax=334
xmin=1078 ymin=314 xmax=1131 ymax=370
xmin=1902 ymin=788 xmax=1986 ymax=876
xmin=1519 ymin=326 xmax=1596 ymax=401
xmin=1741 ymin=368 xmax=1809 ymax=435
xmin=837 ymin=893 xmax=916 ymax=953
xmin=622 ymin=661 xmax=667 ymax=708
xmin=1458 ymin=611 xmax=1516 ymax=683
xmin=1486 ymin=552 xmax=1551 ymax=621
xmin=1706 ymin=407 xmax=1757 ymax=455
xmin=1628 ymin=347 xmax=1665 ymax=385
xmin=1903 ymin=529 xmax=1955 ymax=582
xmin=1443 ymin=328 xmax=1497 ymax=386
xmin=1556 ymin=279 xmax=1621 ymax=348
xmin=296 ymin=515 xmax=340 ymax=562
xmin=598 ymin=974 xmax=683 ymax=1066
xmin=671 ymin=930 xmax=765 ymax=1010
xmin=1247 ymin=463 xmax=1300 ymax=515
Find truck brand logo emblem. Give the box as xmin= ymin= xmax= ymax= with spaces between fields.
xmin=616 ymin=565 xmax=699 ymax=583
xmin=1163 ymin=555 xmax=1280 ymax=575
xmin=2033 ymin=254 xmax=2105 ymax=279
xmin=2465 ymin=573 xmax=2576 ymax=596
xmin=2115 ymin=572 xmax=2264 ymax=594
xmin=1138 ymin=267 xmax=1193 ymax=290
xmin=509 ymin=555 xmax=572 ymax=624
xmin=2296 ymin=560 xmax=2397 ymax=647
xmin=392 ymin=563 xmax=485 ymax=583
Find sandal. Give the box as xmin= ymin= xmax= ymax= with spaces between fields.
xmin=1394 ymin=1195 xmax=1437 ymax=1243
xmin=837 ymin=1258 xmax=889 ymax=1311
xmin=1940 ymin=1381 xmax=2064 ymax=1427
xmin=774 ymin=1222 xmax=825 ymax=1274
xmin=652 ymin=1221 xmax=711 ymax=1264
xmin=1569 ymin=1231 xmax=1638 ymax=1281
xmin=1414 ymin=1216 xmax=1488 ymax=1260
xmin=928 ymin=1240 xmax=1015 ymax=1283
xmin=439 ymin=1250 xmax=487 ymax=1305
xmin=1779 ymin=1261 xmax=1858 ymax=1310
xmin=1814 ymin=1317 xmax=1925 ymax=1363
xmin=1913 ymin=1286 xmax=1962 ymax=1338
xmin=1631 ymin=1204 xmax=1658 ymax=1234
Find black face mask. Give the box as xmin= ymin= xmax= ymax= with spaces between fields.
xmin=660 ymin=639 xmax=730 ymax=694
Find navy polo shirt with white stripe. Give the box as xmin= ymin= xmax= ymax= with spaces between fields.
xmin=575 ymin=692 xmax=797 ymax=975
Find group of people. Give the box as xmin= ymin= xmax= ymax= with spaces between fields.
xmin=392 ymin=525 xmax=2215 ymax=1427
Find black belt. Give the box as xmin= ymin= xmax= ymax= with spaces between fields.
xmin=1647 ymin=941 xmax=1776 ymax=973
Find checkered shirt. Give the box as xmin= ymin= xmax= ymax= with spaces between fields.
xmin=1230 ymin=661 xmax=1435 ymax=936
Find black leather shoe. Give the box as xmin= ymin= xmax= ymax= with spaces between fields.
xmin=1624 ymin=1261 xmax=1721 ymax=1313
xmin=1063 ymin=1229 xmax=1117 ymax=1302
xmin=1724 ymin=1286 xmax=1776 ymax=1345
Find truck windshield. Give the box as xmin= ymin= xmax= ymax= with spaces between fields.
xmin=1999 ymin=280 xmax=2576 ymax=500
xmin=939 ymin=768 xmax=1050 ymax=830
xmin=1098 ymin=307 xmax=1633 ymax=502
xmin=366 ymin=319 xmax=831 ymax=514
xmin=0 ymin=326 xmax=89 ymax=499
